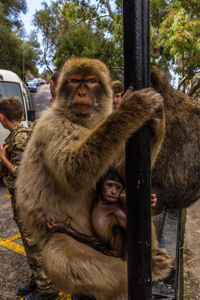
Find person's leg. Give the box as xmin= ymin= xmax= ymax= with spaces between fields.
xmin=11 ymin=193 xmax=58 ymax=298
xmin=18 ymin=227 xmax=58 ymax=298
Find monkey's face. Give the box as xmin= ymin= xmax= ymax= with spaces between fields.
xmin=102 ymin=180 xmax=123 ymax=203
xmin=64 ymin=75 xmax=102 ymax=117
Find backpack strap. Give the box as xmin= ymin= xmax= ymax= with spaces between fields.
xmin=9 ymin=127 xmax=30 ymax=147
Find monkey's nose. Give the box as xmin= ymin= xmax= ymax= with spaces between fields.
xmin=111 ymin=188 xmax=117 ymax=194
xmin=78 ymin=91 xmax=87 ymax=97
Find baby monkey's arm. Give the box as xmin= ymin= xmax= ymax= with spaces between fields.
xmin=47 ymin=218 xmax=123 ymax=258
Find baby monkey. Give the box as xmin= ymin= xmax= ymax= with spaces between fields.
xmin=47 ymin=171 xmax=157 ymax=258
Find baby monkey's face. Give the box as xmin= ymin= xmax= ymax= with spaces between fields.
xmin=102 ymin=179 xmax=123 ymax=203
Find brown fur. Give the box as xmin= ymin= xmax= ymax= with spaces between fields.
xmin=16 ymin=58 xmax=174 ymax=299
xmin=151 ymin=64 xmax=200 ymax=214
xmin=104 ymin=220 xmax=127 ymax=258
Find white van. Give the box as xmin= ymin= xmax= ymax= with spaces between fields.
xmin=0 ymin=69 xmax=35 ymax=144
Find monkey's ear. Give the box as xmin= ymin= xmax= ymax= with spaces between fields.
xmin=150 ymin=64 xmax=160 ymax=90
xmin=150 ymin=64 xmax=170 ymax=94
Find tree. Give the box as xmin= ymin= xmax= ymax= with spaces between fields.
xmin=33 ymin=0 xmax=123 ymax=79
xmin=33 ymin=0 xmax=200 ymax=98
xmin=33 ymin=1 xmax=67 ymax=73
xmin=21 ymin=32 xmax=42 ymax=80
xmin=150 ymin=0 xmax=200 ymax=99
xmin=0 ymin=0 xmax=27 ymax=28
xmin=0 ymin=0 xmax=41 ymax=80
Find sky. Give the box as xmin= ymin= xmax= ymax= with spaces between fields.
xmin=21 ymin=0 xmax=52 ymax=35
xmin=20 ymin=0 xmax=53 ymax=72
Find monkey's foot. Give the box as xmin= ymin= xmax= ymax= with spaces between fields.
xmin=47 ymin=218 xmax=72 ymax=233
xmin=152 ymin=248 xmax=176 ymax=282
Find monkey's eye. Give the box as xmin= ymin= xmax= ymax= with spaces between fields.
xmin=66 ymin=79 xmax=81 ymax=85
xmin=117 ymin=185 xmax=122 ymax=190
xmin=66 ymin=78 xmax=100 ymax=86
xmin=107 ymin=183 xmax=113 ymax=187
xmin=85 ymin=78 xmax=100 ymax=85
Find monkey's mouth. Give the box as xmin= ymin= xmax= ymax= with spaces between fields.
xmin=72 ymin=104 xmax=94 ymax=116
xmin=105 ymin=196 xmax=118 ymax=202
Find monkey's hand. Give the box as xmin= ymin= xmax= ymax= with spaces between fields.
xmin=120 ymin=87 xmax=164 ymax=118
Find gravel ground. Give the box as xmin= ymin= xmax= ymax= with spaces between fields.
xmin=0 ymin=188 xmax=30 ymax=300
xmin=183 ymin=200 xmax=200 ymax=299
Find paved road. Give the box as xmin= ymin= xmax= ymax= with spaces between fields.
xmin=33 ymin=84 xmax=52 ymax=119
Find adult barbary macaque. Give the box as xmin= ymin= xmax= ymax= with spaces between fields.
xmin=151 ymin=64 xmax=200 ymax=214
xmin=16 ymin=58 xmax=174 ymax=300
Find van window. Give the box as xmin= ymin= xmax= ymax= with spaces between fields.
xmin=0 ymin=81 xmax=26 ymax=120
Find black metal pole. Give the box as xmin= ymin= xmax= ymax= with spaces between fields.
xmin=123 ymin=1 xmax=152 ymax=299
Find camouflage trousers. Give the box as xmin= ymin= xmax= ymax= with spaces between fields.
xmin=9 ymin=189 xmax=57 ymax=293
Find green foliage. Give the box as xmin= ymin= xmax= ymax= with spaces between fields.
xmin=0 ymin=0 xmax=27 ymax=16
xmin=0 ymin=0 xmax=27 ymax=28
xmin=151 ymin=0 xmax=200 ymax=97
xmin=33 ymin=0 xmax=123 ymax=78
xmin=33 ymin=0 xmax=200 ymax=97
xmin=33 ymin=0 xmax=69 ymax=72
xmin=0 ymin=0 xmax=40 ymax=79
xmin=0 ymin=22 xmax=22 ymax=74
xmin=21 ymin=32 xmax=42 ymax=77
xmin=1 ymin=0 xmax=199 ymax=96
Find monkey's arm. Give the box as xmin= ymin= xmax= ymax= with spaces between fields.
xmin=47 ymin=220 xmax=122 ymax=258
xmin=115 ymin=118 xmax=165 ymax=182
xmin=43 ymin=88 xmax=164 ymax=193
xmin=112 ymin=210 xmax=127 ymax=229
